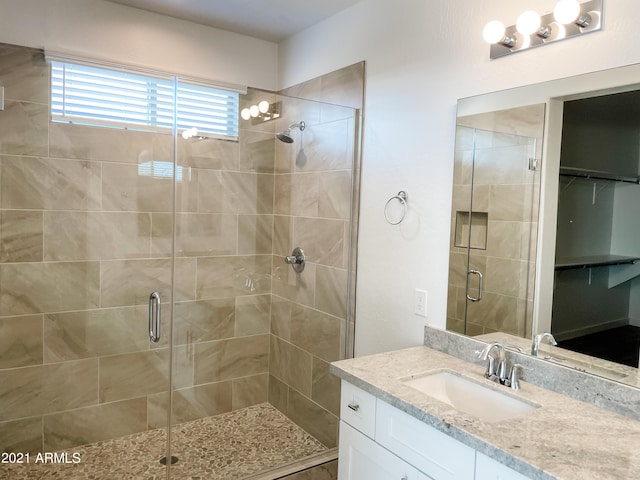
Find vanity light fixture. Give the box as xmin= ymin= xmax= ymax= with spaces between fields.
xmin=483 ymin=0 xmax=603 ymax=59
xmin=240 ymin=100 xmax=281 ymax=124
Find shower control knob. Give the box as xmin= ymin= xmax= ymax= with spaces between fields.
xmin=284 ymin=247 xmax=305 ymax=273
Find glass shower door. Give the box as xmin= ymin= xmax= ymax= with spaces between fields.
xmin=0 ymin=43 xmax=175 ymax=479
xmin=0 ymin=43 xmax=360 ymax=480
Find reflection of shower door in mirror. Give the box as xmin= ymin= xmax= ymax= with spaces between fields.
xmin=446 ymin=103 xmax=545 ymax=339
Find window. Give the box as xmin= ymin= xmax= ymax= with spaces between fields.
xmin=50 ymin=60 xmax=240 ymax=141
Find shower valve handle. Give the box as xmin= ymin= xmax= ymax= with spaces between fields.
xmin=284 ymin=247 xmax=305 ymax=273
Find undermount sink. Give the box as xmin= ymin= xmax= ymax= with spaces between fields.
xmin=401 ymin=370 xmax=540 ymax=423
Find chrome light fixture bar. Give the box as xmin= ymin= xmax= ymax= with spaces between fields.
xmin=485 ymin=0 xmax=603 ymax=59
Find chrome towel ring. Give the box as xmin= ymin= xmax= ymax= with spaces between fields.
xmin=384 ymin=191 xmax=408 ymax=225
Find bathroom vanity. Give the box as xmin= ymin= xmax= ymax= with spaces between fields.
xmin=331 ymin=338 xmax=640 ymax=480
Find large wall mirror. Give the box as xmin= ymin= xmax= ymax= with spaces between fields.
xmin=446 ymin=63 xmax=640 ymax=388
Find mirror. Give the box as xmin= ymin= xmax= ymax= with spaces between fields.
xmin=446 ymin=63 xmax=640 ymax=387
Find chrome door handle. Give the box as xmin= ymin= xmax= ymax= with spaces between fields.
xmin=347 ymin=402 xmax=360 ymax=412
xmin=149 ymin=291 xmax=161 ymax=343
xmin=466 ymin=270 xmax=483 ymax=302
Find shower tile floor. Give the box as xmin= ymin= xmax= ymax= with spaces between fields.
xmin=1 ymin=403 xmax=328 ymax=480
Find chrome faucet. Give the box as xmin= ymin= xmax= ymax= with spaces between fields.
xmin=477 ymin=342 xmax=523 ymax=389
xmin=478 ymin=342 xmax=506 ymax=383
xmin=531 ymin=332 xmax=558 ymax=356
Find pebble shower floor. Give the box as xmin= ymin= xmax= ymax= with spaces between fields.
xmin=1 ymin=404 xmax=327 ymax=479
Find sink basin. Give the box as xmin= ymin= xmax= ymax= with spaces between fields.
xmin=401 ymin=370 xmax=540 ymax=423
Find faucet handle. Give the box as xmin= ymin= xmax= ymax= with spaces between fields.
xmin=508 ymin=364 xmax=525 ymax=390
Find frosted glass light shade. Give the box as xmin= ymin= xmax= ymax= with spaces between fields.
xmin=240 ymin=108 xmax=251 ymax=120
xmin=516 ymin=11 xmax=541 ymax=35
xmin=249 ymin=105 xmax=260 ymax=117
xmin=258 ymin=100 xmax=270 ymax=113
xmin=483 ymin=20 xmax=506 ymax=44
xmin=554 ymin=0 xmax=581 ymax=24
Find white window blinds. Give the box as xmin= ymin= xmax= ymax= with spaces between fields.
xmin=51 ymin=61 xmax=240 ymax=140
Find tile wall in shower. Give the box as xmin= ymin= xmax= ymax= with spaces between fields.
xmin=268 ymin=62 xmax=364 ymax=448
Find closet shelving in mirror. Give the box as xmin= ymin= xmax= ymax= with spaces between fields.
xmin=554 ymin=255 xmax=640 ymax=270
xmin=555 ymin=165 xmax=640 ymax=271
xmin=559 ymin=166 xmax=640 ymax=185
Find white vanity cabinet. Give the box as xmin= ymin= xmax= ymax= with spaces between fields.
xmin=338 ymin=381 xmax=532 ymax=480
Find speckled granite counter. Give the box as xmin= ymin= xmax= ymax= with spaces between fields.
xmin=330 ymin=346 xmax=640 ymax=480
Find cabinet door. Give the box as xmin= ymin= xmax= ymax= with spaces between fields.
xmin=375 ymin=401 xmax=475 ymax=480
xmin=338 ymin=421 xmax=420 ymax=480
xmin=475 ymin=452 xmax=530 ymax=480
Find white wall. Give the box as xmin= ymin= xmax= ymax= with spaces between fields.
xmin=278 ymin=0 xmax=640 ymax=356
xmin=0 ymin=0 xmax=278 ymax=89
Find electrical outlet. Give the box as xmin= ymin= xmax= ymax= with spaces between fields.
xmin=414 ymin=289 xmax=427 ymax=317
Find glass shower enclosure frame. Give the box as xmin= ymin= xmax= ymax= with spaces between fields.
xmin=0 ymin=42 xmax=360 ymax=480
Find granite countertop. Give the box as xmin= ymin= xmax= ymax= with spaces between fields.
xmin=330 ymin=346 xmax=640 ymax=480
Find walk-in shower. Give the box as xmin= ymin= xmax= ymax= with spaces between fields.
xmin=0 ymin=42 xmax=362 ymax=480
xmin=276 ymin=121 xmax=305 ymax=143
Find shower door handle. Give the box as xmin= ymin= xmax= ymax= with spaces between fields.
xmin=466 ymin=270 xmax=483 ymax=302
xmin=149 ymin=291 xmax=161 ymax=343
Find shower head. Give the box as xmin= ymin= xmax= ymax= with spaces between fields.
xmin=276 ymin=121 xmax=305 ymax=143
xmin=276 ymin=131 xmax=294 ymax=143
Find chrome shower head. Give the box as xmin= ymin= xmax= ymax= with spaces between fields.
xmin=276 ymin=121 xmax=305 ymax=143
xmin=276 ymin=131 xmax=294 ymax=143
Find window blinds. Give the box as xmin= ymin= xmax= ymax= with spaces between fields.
xmin=51 ymin=61 xmax=240 ymax=141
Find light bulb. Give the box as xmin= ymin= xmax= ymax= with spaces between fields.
xmin=249 ymin=105 xmax=259 ymax=117
xmin=516 ymin=11 xmax=541 ymax=36
xmin=181 ymin=127 xmax=197 ymax=139
xmin=240 ymin=108 xmax=251 ymax=120
xmin=483 ymin=20 xmax=506 ymax=44
xmin=258 ymin=100 xmax=270 ymax=114
xmin=554 ymin=0 xmax=581 ymax=24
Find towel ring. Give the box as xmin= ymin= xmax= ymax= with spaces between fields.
xmin=384 ymin=191 xmax=408 ymax=225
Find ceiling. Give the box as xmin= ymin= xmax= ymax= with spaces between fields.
xmin=105 ymin=0 xmax=360 ymax=42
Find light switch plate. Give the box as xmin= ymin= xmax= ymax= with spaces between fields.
xmin=414 ymin=289 xmax=427 ymax=317
xmin=0 ymin=86 xmax=4 ymax=111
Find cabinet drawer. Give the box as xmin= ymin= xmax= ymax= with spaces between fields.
xmin=340 ymin=380 xmax=377 ymax=438
xmin=375 ymin=400 xmax=475 ymax=480
xmin=475 ymin=452 xmax=530 ymax=480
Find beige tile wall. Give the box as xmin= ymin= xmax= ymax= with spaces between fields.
xmin=0 ymin=41 xmax=363 ymax=457
xmin=267 ymin=62 xmax=364 ymax=449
